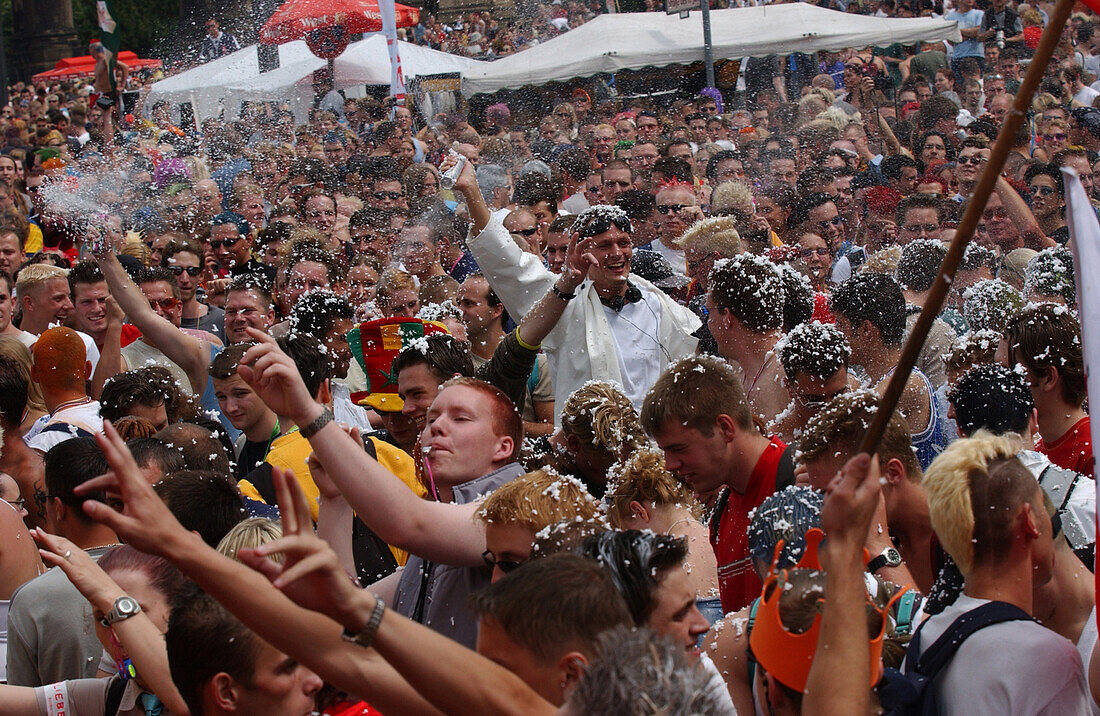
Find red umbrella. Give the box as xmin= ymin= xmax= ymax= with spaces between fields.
xmin=261 ymin=0 xmax=419 ymax=58
xmin=32 ymin=51 xmax=162 ymax=83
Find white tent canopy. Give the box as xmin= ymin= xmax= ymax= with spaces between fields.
xmin=460 ymin=4 xmax=961 ymax=95
xmin=146 ymin=35 xmax=480 ymax=123
xmin=222 ymin=35 xmax=479 ymax=123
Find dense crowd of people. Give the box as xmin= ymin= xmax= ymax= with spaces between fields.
xmin=1 ymin=0 xmax=1100 ymax=712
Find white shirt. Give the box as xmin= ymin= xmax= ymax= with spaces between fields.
xmin=18 ymin=330 xmax=101 ymax=376
xmin=653 ymin=240 xmax=687 ymax=274
xmin=25 ymin=400 xmax=104 ymax=453
xmin=909 ymin=595 xmax=1090 ymax=715
xmin=602 ymin=286 xmax=664 ymax=408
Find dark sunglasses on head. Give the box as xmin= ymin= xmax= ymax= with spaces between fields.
xmin=482 ymin=550 xmax=523 ymax=574
xmin=577 ymin=211 xmax=632 ymax=238
xmin=168 ymin=265 xmax=203 ymax=277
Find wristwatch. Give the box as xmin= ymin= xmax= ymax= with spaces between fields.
xmin=103 ymin=596 xmax=142 ymax=626
xmin=867 ymin=546 xmax=903 ymax=574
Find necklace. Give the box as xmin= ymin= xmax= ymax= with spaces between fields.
xmin=664 ymin=517 xmax=693 ymax=536
xmin=51 ymin=396 xmax=92 ymax=416
xmin=748 ymin=352 xmax=774 ymax=394
xmin=83 ymin=542 xmax=120 ymax=552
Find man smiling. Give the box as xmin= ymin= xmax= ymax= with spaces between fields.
xmin=452 ymin=158 xmax=699 ymax=417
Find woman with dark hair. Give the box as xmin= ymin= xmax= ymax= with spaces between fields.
xmin=914 ymin=129 xmax=956 ymax=172
xmin=0 ymin=538 xmax=190 ymax=715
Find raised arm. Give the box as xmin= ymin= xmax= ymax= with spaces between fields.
xmin=30 ymin=529 xmax=189 ymax=715
xmin=804 ymin=453 xmax=881 ymax=716
xmin=448 ymin=156 xmax=556 ymax=319
xmin=515 ymin=230 xmax=595 ymax=348
xmin=89 ymin=295 xmax=124 ymax=399
xmin=243 ymin=469 xmax=554 ymax=716
xmin=74 ymin=422 xmax=443 ymax=716
xmin=95 ymin=250 xmax=210 ymax=393
xmin=238 ymin=329 xmax=489 ymax=567
xmin=994 ymin=175 xmax=1050 ymax=248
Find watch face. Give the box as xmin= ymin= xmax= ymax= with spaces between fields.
xmin=115 ymin=597 xmax=140 ymax=616
xmin=885 ymin=548 xmax=902 ymax=566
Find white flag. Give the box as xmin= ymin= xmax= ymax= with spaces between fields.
xmin=378 ymin=0 xmax=406 ymax=102
xmin=1062 ymin=167 xmax=1100 ymax=581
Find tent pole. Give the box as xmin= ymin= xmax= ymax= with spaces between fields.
xmin=857 ymin=0 xmax=1075 ymax=455
xmin=701 ymin=0 xmax=714 ymax=88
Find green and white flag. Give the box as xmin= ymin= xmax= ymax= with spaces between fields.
xmin=96 ymin=1 xmax=120 ymax=90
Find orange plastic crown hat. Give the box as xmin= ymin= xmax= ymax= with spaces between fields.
xmin=748 ymin=528 xmax=901 ymax=693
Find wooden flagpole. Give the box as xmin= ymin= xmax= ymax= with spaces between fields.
xmin=857 ymin=0 xmax=1077 ymax=455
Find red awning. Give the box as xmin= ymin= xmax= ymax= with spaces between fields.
xmin=260 ymin=0 xmax=418 ymax=44
xmin=32 ymin=51 xmax=162 ymax=83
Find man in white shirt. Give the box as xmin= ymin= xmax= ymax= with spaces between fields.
xmin=915 ymin=432 xmax=1091 ymax=714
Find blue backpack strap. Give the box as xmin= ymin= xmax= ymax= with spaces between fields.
xmin=881 ymin=601 xmax=1033 ymax=715
xmin=526 ymin=356 xmax=540 ymax=397
xmin=39 ymin=422 xmax=95 ymax=439
xmin=746 ymin=597 xmax=761 ymax=683
xmin=893 ymin=590 xmax=919 ymax=637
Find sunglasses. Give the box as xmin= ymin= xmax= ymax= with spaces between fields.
xmin=510 ymin=227 xmax=540 ymax=237
xmin=482 ymin=550 xmax=523 ymax=574
xmin=799 ymin=247 xmax=831 ymax=259
xmin=208 ymin=236 xmax=242 ymax=249
xmin=656 ymin=203 xmax=688 ymax=215
xmin=373 ymin=191 xmax=403 ymax=201
xmin=816 ymin=215 xmax=844 ymax=229
xmin=149 ymin=297 xmax=180 ymax=311
xmin=168 ymin=265 xmax=203 ymax=277
xmin=1043 ymin=133 xmax=1067 ymax=142
xmin=1028 ymin=185 xmax=1056 ymax=196
xmin=2 ymin=496 xmax=24 ymax=511
xmin=577 ymin=211 xmax=631 ymax=238
xmin=902 ymin=223 xmax=939 ymax=234
xmin=956 ymin=155 xmax=985 ymax=165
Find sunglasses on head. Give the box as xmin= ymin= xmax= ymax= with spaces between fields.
xmin=482 ymin=550 xmax=523 ymax=574
xmin=168 ymin=265 xmax=203 ymax=276
xmin=577 ymin=211 xmax=631 ymax=238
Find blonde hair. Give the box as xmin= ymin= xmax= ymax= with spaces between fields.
xmin=376 ymin=268 xmax=418 ymax=306
xmin=216 ymin=517 xmax=283 ymax=563
xmin=120 ymin=236 xmax=151 ymax=265
xmin=923 ymin=431 xmax=1033 ymax=573
xmin=15 ymin=263 xmax=66 ymax=296
xmin=708 ymin=180 xmax=755 ymax=216
xmin=561 ymin=382 xmax=649 ymax=459
xmin=604 ymin=449 xmax=702 ymax=526
xmin=675 ymin=215 xmax=742 ymax=255
xmin=476 ymin=469 xmax=601 ymax=532
xmin=861 ymin=246 xmax=903 ymax=276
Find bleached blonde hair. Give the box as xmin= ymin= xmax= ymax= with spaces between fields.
xmin=675 ymin=215 xmax=742 ymax=256
xmin=924 ymin=430 xmax=1037 ymax=573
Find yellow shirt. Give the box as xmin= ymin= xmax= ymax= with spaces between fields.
xmin=24 ymin=223 xmax=42 ymax=253
xmin=238 ymin=431 xmax=425 ymax=565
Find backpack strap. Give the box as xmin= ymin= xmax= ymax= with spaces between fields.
xmin=103 ymin=677 xmax=127 ymax=716
xmin=708 ymin=487 xmax=731 ymax=543
xmin=774 ymin=444 xmax=797 ymax=491
xmin=39 ymin=422 xmax=95 ymax=439
xmin=746 ymin=597 xmax=761 ymax=684
xmin=911 ymin=601 xmax=1034 ymax=683
xmin=893 ymin=590 xmax=920 ymax=637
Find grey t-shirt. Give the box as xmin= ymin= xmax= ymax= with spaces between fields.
xmin=6 ymin=546 xmax=113 ymax=686
xmin=183 ymin=305 xmax=226 ymax=344
xmin=909 ymin=595 xmax=1091 ymax=715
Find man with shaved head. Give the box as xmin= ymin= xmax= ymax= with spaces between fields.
xmin=25 ymin=326 xmax=103 ymax=453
